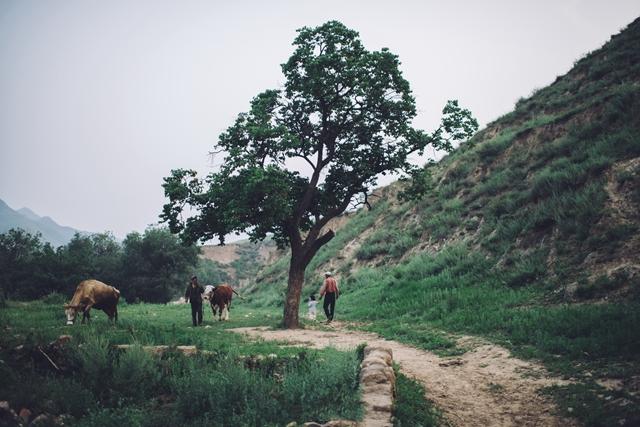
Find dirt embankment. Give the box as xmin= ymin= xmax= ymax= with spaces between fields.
xmin=231 ymin=324 xmax=577 ymax=427
xmin=200 ymin=244 xmax=240 ymax=264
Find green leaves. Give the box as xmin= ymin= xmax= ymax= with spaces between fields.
xmin=161 ymin=20 xmax=478 ymax=256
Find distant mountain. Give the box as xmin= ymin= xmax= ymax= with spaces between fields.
xmin=16 ymin=207 xmax=41 ymax=222
xmin=0 ymin=199 xmax=83 ymax=247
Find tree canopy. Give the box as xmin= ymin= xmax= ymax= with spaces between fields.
xmin=161 ymin=21 xmax=478 ymax=327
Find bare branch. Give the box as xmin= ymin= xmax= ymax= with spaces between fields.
xmin=38 ymin=346 xmax=60 ymax=371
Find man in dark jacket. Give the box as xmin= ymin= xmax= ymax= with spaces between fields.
xmin=185 ymin=275 xmax=204 ymax=326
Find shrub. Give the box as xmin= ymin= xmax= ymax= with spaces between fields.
xmin=112 ymin=344 xmax=162 ymax=402
xmin=475 ymin=130 xmax=516 ymax=161
xmin=75 ymin=335 xmax=113 ymax=399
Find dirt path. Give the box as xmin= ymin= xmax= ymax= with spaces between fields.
xmin=230 ymin=323 xmax=577 ymax=427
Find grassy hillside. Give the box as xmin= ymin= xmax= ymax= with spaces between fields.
xmin=246 ymin=17 xmax=640 ymax=426
xmin=199 ymin=238 xmax=278 ymax=287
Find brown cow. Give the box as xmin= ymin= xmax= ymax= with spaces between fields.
xmin=64 ymin=279 xmax=120 ymax=325
xmin=205 ymin=284 xmax=240 ymax=321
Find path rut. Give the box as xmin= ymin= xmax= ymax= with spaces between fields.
xmin=231 ymin=323 xmax=577 ymax=427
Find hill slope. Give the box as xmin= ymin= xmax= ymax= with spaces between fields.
xmin=246 ymin=17 xmax=640 ymax=426
xmin=0 ymin=199 xmax=82 ymax=247
xmin=254 ymin=16 xmax=640 ymax=301
xmin=200 ymin=239 xmax=278 ymax=287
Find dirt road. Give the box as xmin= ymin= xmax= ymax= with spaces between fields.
xmin=231 ymin=323 xmax=577 ymax=427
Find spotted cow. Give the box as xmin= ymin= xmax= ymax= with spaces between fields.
xmin=205 ymin=284 xmax=241 ymax=321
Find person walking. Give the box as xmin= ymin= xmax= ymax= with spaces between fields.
xmin=319 ymin=272 xmax=339 ymax=323
xmin=185 ymin=275 xmax=204 ymax=326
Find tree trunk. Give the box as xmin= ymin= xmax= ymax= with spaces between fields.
xmin=283 ymin=255 xmax=306 ymax=329
xmin=282 ymin=228 xmax=335 ymax=329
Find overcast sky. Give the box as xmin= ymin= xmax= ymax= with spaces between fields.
xmin=1 ymin=1 xmax=639 ymax=239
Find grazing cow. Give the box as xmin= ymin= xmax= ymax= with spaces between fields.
xmin=206 ymin=284 xmax=241 ymax=321
xmin=64 ymin=279 xmax=120 ymax=325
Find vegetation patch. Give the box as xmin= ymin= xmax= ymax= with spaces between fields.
xmin=0 ymin=302 xmax=363 ymax=427
xmin=393 ymin=367 xmax=441 ymax=427
xmin=543 ymin=382 xmax=640 ymax=427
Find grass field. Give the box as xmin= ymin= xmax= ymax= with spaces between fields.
xmin=0 ymin=298 xmax=442 ymax=427
xmin=0 ymin=300 xmax=365 ymax=427
xmin=334 ymin=246 xmax=640 ymax=426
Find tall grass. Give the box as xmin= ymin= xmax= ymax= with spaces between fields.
xmin=0 ymin=302 xmax=363 ymax=426
xmin=337 ymin=245 xmax=640 ymax=372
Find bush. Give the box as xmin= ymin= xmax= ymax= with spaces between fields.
xmin=475 ymin=130 xmax=516 ymax=161
xmin=75 ymin=335 xmax=113 ymax=399
xmin=112 ymin=344 xmax=162 ymax=402
xmin=172 ymin=350 xmax=362 ymax=425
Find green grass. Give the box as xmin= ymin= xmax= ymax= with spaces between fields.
xmin=543 ymin=382 xmax=640 ymax=427
xmin=394 ymin=367 xmax=442 ymax=427
xmin=239 ymin=29 xmax=640 ymax=424
xmin=336 ymin=245 xmax=640 ymax=376
xmin=0 ymin=300 xmax=363 ymax=427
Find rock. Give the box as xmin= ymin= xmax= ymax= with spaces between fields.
xmin=113 ymin=344 xmax=198 ymax=356
xmin=29 ymin=413 xmax=63 ymax=426
xmin=361 ymin=356 xmax=388 ymax=369
xmin=322 ymin=421 xmax=357 ymax=427
xmin=438 ymin=358 xmax=465 ymax=367
xmin=285 ymin=422 xmax=297 ymax=427
xmin=0 ymin=401 xmax=19 ymax=427
xmin=361 ymin=383 xmax=393 ymax=396
xmin=175 ymin=345 xmax=198 ymax=356
xmin=18 ymin=408 xmax=32 ymax=424
xmin=303 ymin=423 xmax=323 ymax=427
xmin=360 ymin=368 xmax=389 ymax=385
xmin=363 ymin=347 xmax=392 ymax=364
xmin=361 ymin=365 xmax=395 ymax=386
xmin=359 ymin=346 xmax=396 ymax=427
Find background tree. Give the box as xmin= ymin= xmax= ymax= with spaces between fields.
xmin=56 ymin=232 xmax=122 ymax=291
xmin=0 ymin=228 xmax=46 ymax=299
xmin=162 ymin=21 xmax=478 ymax=328
xmin=195 ymin=258 xmax=231 ymax=285
xmin=120 ymin=227 xmax=199 ymax=303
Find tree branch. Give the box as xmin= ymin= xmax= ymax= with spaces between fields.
xmin=302 ymin=229 xmax=335 ymax=265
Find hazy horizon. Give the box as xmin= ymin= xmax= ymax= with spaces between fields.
xmin=1 ymin=1 xmax=639 ymax=239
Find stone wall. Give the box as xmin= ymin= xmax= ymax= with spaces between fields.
xmin=359 ymin=346 xmax=395 ymax=427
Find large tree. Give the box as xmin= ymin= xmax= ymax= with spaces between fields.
xmin=161 ymin=21 xmax=477 ymax=328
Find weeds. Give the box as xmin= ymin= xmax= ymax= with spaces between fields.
xmin=0 ymin=302 xmax=363 ymax=426
xmin=394 ymin=367 xmax=441 ymax=427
